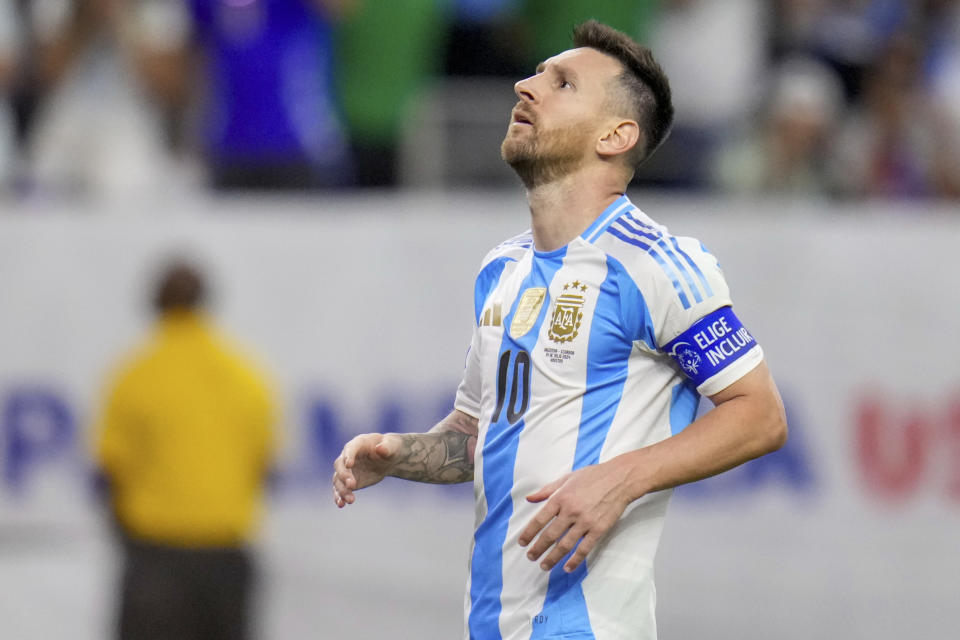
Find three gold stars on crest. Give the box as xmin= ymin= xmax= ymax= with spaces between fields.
xmin=563 ymin=281 xmax=588 ymax=292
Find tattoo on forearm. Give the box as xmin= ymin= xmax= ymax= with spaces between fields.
xmin=390 ymin=432 xmax=475 ymax=484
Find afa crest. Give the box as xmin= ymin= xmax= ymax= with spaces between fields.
xmin=548 ymin=281 xmax=587 ymax=343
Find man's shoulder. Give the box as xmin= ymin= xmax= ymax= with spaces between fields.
xmin=591 ymin=205 xmax=729 ymax=317
xmin=479 ymin=229 xmax=534 ymax=270
xmin=594 ymin=208 xmax=714 ymax=272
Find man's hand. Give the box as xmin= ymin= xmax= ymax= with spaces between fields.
xmin=518 ymin=460 xmax=632 ymax=573
xmin=332 ymin=433 xmax=403 ymax=508
xmin=332 ymin=414 xmax=478 ymax=508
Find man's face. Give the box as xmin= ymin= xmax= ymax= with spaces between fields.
xmin=502 ymin=47 xmax=625 ymax=186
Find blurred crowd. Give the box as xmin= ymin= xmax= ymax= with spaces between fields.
xmin=0 ymin=0 xmax=958 ymax=201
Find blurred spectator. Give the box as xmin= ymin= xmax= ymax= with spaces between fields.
xmin=811 ymin=0 xmax=912 ymax=102
xmin=443 ymin=0 xmax=526 ymax=77
xmin=641 ymin=0 xmax=767 ymax=188
xmin=771 ymin=0 xmax=926 ymax=103
xmin=0 ymin=0 xmax=17 ymax=190
xmin=24 ymin=0 xmax=196 ymax=199
xmin=94 ymin=259 xmax=278 ymax=640
xmin=7 ymin=0 xmax=955 ymax=201
xmin=827 ymin=32 xmax=960 ymax=199
xmin=770 ymin=0 xmax=829 ymax=61
xmin=925 ymin=1 xmax=960 ymax=166
xmin=519 ymin=0 xmax=661 ymax=68
xmin=335 ymin=0 xmax=446 ymax=187
xmin=712 ymin=57 xmax=844 ymax=196
xmin=186 ymin=0 xmax=354 ymax=190
xmin=922 ymin=0 xmax=960 ymax=79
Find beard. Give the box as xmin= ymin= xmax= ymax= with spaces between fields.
xmin=501 ymin=122 xmax=593 ymax=188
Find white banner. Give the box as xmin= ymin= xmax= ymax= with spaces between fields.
xmin=0 ymin=192 xmax=957 ymax=639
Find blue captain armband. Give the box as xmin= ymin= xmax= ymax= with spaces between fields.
xmin=663 ymin=306 xmax=758 ymax=387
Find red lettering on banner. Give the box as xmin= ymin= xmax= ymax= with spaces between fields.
xmin=855 ymin=399 xmax=929 ymax=500
xmin=946 ymin=395 xmax=960 ymax=501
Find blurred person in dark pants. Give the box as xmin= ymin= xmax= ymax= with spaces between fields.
xmin=94 ymin=260 xmax=278 ymax=640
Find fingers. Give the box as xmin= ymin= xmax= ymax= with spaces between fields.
xmin=540 ymin=525 xmax=591 ymax=572
xmin=562 ymin=533 xmax=599 ymax=573
xmin=332 ymin=452 xmax=355 ymax=508
xmin=520 ymin=511 xmax=597 ymax=573
xmin=341 ymin=435 xmax=366 ymax=470
xmin=332 ymin=435 xmax=376 ymax=507
xmin=526 ymin=518 xmax=582 ymax=571
xmin=332 ymin=433 xmax=396 ymax=507
xmin=518 ymin=503 xmax=592 ymax=573
xmin=518 ymin=475 xmax=569 ymax=544
xmin=373 ymin=433 xmax=402 ymax=460
xmin=525 ymin=476 xmax=564 ymax=504
xmin=517 ymin=500 xmax=559 ymax=548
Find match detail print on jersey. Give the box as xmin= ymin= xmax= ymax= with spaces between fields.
xmin=663 ymin=306 xmax=756 ymax=388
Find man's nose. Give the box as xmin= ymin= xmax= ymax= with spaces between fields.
xmin=514 ymin=77 xmax=537 ymax=103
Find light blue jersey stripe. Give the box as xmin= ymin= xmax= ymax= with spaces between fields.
xmin=572 ymin=258 xmax=653 ymax=466
xmin=581 ymin=195 xmax=631 ymax=243
xmin=617 ymin=216 xmax=704 ymax=305
xmin=532 ymin=256 xmax=653 ymax=639
xmin=469 ymin=250 xmax=566 ymax=640
xmin=605 ymin=226 xmax=692 ymax=309
xmin=669 ymin=380 xmax=700 ymax=436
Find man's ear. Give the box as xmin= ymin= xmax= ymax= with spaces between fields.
xmin=597 ymin=120 xmax=641 ymax=159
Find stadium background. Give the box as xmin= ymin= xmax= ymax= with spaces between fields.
xmin=1 ymin=1 xmax=958 ymax=639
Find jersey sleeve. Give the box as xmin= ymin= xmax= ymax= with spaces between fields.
xmin=645 ymin=236 xmax=763 ymax=396
xmin=453 ymin=326 xmax=482 ymax=419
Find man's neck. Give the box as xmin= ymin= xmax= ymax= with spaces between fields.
xmin=525 ymin=167 xmax=627 ymax=253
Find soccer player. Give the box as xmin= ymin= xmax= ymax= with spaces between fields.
xmin=332 ymin=20 xmax=787 ymax=640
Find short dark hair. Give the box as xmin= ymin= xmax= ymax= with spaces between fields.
xmin=152 ymin=260 xmax=207 ymax=314
xmin=572 ymin=20 xmax=674 ymax=168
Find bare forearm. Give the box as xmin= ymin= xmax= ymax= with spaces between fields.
xmin=617 ymin=363 xmax=787 ymax=500
xmin=388 ymin=431 xmax=475 ymax=484
xmin=620 ymin=403 xmax=782 ymax=500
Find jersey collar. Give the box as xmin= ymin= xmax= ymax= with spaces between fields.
xmin=578 ymin=194 xmax=632 ymax=244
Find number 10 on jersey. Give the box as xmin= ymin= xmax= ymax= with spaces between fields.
xmin=492 ymin=350 xmax=531 ymax=425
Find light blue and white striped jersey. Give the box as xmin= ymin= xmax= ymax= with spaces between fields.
xmin=454 ymin=195 xmax=763 ymax=640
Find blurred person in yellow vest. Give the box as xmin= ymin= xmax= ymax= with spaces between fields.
xmin=94 ymin=259 xmax=278 ymax=640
